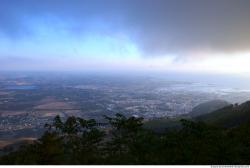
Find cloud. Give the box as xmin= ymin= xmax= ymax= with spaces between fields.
xmin=122 ymin=0 xmax=250 ymax=56
xmin=1 ymin=0 xmax=250 ymax=58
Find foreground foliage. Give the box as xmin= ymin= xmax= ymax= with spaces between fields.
xmin=1 ymin=113 xmax=250 ymax=165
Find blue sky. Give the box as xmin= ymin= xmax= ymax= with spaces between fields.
xmin=1 ymin=0 xmax=250 ymax=74
xmin=0 ymin=5 xmax=142 ymax=70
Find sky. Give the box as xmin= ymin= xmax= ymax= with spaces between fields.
xmin=1 ymin=0 xmax=250 ymax=74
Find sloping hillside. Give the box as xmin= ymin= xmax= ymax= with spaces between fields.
xmin=189 ymin=100 xmax=230 ymax=117
xmin=195 ymin=101 xmax=250 ymax=128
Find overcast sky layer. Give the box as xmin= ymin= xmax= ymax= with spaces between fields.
xmin=1 ymin=0 xmax=250 ymax=74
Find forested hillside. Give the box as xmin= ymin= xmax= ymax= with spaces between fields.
xmin=196 ymin=101 xmax=250 ymax=128
xmin=2 ymin=105 xmax=250 ymax=165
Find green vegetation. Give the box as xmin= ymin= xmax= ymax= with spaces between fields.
xmin=196 ymin=101 xmax=250 ymax=128
xmin=2 ymin=107 xmax=250 ymax=165
xmin=190 ymin=100 xmax=230 ymax=117
xmin=143 ymin=117 xmax=182 ymax=132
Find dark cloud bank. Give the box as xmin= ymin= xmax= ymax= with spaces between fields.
xmin=1 ymin=0 xmax=250 ymax=56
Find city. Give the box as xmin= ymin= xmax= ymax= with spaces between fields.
xmin=1 ymin=72 xmax=250 ymax=145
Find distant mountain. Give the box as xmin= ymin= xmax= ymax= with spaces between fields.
xmin=144 ymin=100 xmax=230 ymax=132
xmin=144 ymin=100 xmax=250 ymax=131
xmin=189 ymin=100 xmax=230 ymax=117
xmin=195 ymin=101 xmax=250 ymax=128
